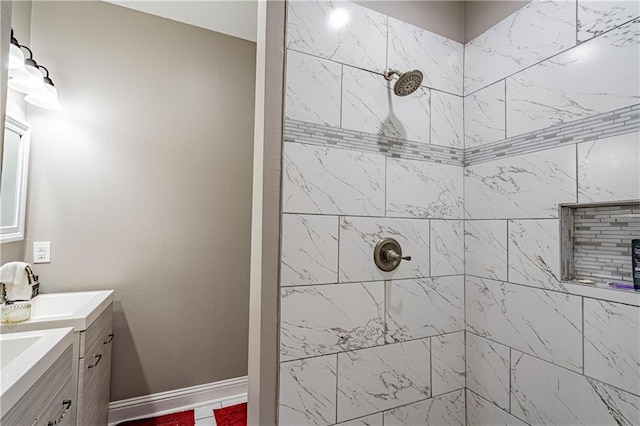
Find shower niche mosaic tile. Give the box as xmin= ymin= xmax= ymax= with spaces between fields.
xmin=560 ymin=201 xmax=640 ymax=284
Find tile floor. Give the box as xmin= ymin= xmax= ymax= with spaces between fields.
xmin=194 ymin=396 xmax=248 ymax=426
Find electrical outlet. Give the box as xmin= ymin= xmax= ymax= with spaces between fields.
xmin=33 ymin=241 xmax=51 ymax=263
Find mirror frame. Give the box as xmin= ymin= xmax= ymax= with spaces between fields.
xmin=1 ymin=114 xmax=31 ymax=243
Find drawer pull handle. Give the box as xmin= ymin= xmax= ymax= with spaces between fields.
xmin=47 ymin=399 xmax=72 ymax=426
xmin=88 ymin=354 xmax=102 ymax=369
xmin=103 ymin=333 xmax=114 ymax=344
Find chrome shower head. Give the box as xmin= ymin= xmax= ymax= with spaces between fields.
xmin=384 ymin=69 xmax=424 ymax=96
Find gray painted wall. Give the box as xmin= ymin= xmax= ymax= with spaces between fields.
xmin=356 ymin=1 xmax=531 ymax=44
xmin=464 ymin=1 xmax=531 ymax=42
xmin=21 ymin=1 xmax=255 ymax=401
xmin=355 ymin=1 xmax=465 ymax=42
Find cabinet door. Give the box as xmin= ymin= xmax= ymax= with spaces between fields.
xmin=37 ymin=377 xmax=73 ymax=426
xmin=77 ymin=326 xmax=113 ymax=426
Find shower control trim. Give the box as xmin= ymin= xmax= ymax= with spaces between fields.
xmin=373 ymin=238 xmax=411 ymax=272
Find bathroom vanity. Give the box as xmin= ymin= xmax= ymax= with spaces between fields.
xmin=1 ymin=328 xmax=74 ymax=425
xmin=1 ymin=290 xmax=114 ymax=425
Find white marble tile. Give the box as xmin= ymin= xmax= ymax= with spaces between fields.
xmin=281 ymin=214 xmax=339 ymax=287
xmin=467 ymin=390 xmax=527 ymax=426
xmin=195 ymin=403 xmax=221 ymax=420
xmin=465 ymin=220 xmax=508 ymax=281
xmin=431 ymin=332 xmax=465 ymax=396
xmin=287 ymin=0 xmax=387 ymax=73
xmin=466 ymin=276 xmax=583 ymax=371
xmin=338 ymin=217 xmax=430 ymax=283
xmin=508 ymin=219 xmax=564 ymax=291
xmin=465 ymin=145 xmax=577 ymax=219
xmin=464 ymin=81 xmax=506 ymax=149
xmin=282 ymin=143 xmax=385 ymax=216
xmin=383 ymin=389 xmax=466 ymax=426
xmin=430 ymin=220 xmax=464 ymax=276
xmin=578 ymin=0 xmax=640 ymax=42
xmin=341 ymin=66 xmax=431 ymax=143
xmin=337 ymin=339 xmax=431 ymax=422
xmin=386 ymin=157 xmax=463 ymax=219
xmin=506 ymin=19 xmax=640 ymax=137
xmin=511 ymin=351 xmax=640 ymax=425
xmin=195 ymin=417 xmax=216 ymax=426
xmin=578 ymin=131 xmax=640 ymax=202
xmin=279 ymin=355 xmax=337 ymax=426
xmin=584 ymin=299 xmax=640 ymax=396
xmin=388 ymin=17 xmax=464 ymax=95
xmin=336 ymin=413 xmax=383 ymax=426
xmin=285 ymin=50 xmax=342 ymax=126
xmin=280 ymin=282 xmax=385 ymax=361
xmin=464 ymin=0 xmax=576 ymax=94
xmin=431 ymin=91 xmax=463 ymax=149
xmin=466 ymin=333 xmax=510 ymax=410
xmin=386 ymin=276 xmax=465 ymax=343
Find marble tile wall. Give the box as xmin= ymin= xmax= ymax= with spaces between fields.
xmin=463 ymin=1 xmax=640 ymax=424
xmin=280 ymin=0 xmax=640 ymax=424
xmin=280 ymin=1 xmax=466 ymax=424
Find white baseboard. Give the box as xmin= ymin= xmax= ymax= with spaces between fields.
xmin=108 ymin=376 xmax=248 ymax=425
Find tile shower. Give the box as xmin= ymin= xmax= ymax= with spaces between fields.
xmin=278 ymin=1 xmax=640 ymax=425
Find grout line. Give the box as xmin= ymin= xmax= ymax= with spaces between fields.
xmin=339 ymin=64 xmax=344 ymax=129
xmin=582 ymin=296 xmax=585 ymax=375
xmin=281 ymin=273 xmax=465 ymax=289
xmin=281 ymin=331 xmax=466 ymax=364
xmin=467 ymin=389 xmax=530 ymax=425
xmin=429 ymin=337 xmax=433 ymax=397
xmin=464 ymin=329 xmax=640 ymax=398
xmin=463 ymin=14 xmax=640 ymax=97
xmin=336 ymin=216 xmax=342 ymax=284
xmin=503 ymin=79 xmax=508 ymax=140
xmin=465 ymin=273 xmax=640 ymax=308
xmin=506 ymin=220 xmax=510 ymax=283
xmin=508 ymin=348 xmax=512 ymax=413
xmin=575 ymin=142 xmax=580 ymax=203
xmin=335 ymin=353 xmax=339 ymax=423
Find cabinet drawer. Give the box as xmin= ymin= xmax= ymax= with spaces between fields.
xmin=37 ymin=377 xmax=73 ymax=426
xmin=1 ymin=346 xmax=72 ymax=425
xmin=79 ymin=303 xmax=113 ymax=359
xmin=77 ymin=324 xmax=112 ymax=426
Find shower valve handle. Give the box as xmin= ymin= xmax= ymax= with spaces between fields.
xmin=385 ymin=249 xmax=411 ymax=262
xmin=374 ymin=238 xmax=411 ymax=272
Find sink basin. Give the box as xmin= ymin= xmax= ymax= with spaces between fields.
xmin=1 ymin=328 xmax=74 ymax=416
xmin=0 ymin=290 xmax=114 ymax=334
xmin=0 ymin=335 xmax=39 ymax=368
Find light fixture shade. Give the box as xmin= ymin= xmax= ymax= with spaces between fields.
xmin=9 ymin=60 xmax=45 ymax=94
xmin=25 ymin=82 xmax=61 ymax=110
xmin=8 ymin=43 xmax=28 ymax=79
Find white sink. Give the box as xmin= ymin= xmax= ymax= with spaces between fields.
xmin=0 ymin=290 xmax=114 ymax=334
xmin=1 ymin=328 xmax=74 ymax=416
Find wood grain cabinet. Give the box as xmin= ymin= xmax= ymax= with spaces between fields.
xmin=1 ymin=346 xmax=74 ymax=426
xmin=73 ymin=304 xmax=113 ymax=425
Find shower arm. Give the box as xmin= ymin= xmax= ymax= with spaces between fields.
xmin=383 ymin=69 xmax=402 ymax=81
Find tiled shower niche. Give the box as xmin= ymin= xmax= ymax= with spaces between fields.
xmin=560 ymin=201 xmax=640 ymax=284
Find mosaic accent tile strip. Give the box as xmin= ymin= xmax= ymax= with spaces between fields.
xmin=465 ymin=104 xmax=640 ymax=165
xmin=284 ymin=119 xmax=465 ymax=166
xmin=573 ymin=204 xmax=640 ymax=283
xmin=286 ymin=105 xmax=640 ymax=167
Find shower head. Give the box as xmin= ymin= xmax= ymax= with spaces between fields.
xmin=384 ymin=69 xmax=424 ymax=96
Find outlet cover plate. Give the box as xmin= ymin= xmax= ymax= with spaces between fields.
xmin=33 ymin=241 xmax=50 ymax=263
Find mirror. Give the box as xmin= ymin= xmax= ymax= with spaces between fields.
xmin=0 ymin=115 xmax=31 ymax=243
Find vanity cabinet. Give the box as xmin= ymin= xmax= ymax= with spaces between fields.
xmin=73 ymin=303 xmax=113 ymax=425
xmin=1 ymin=345 xmax=73 ymax=426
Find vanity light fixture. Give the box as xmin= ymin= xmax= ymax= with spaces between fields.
xmin=8 ymin=28 xmax=61 ymax=110
xmin=25 ymin=66 xmax=61 ymax=111
xmin=9 ymin=46 xmax=45 ymax=94
xmin=8 ymin=30 xmax=28 ymax=79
